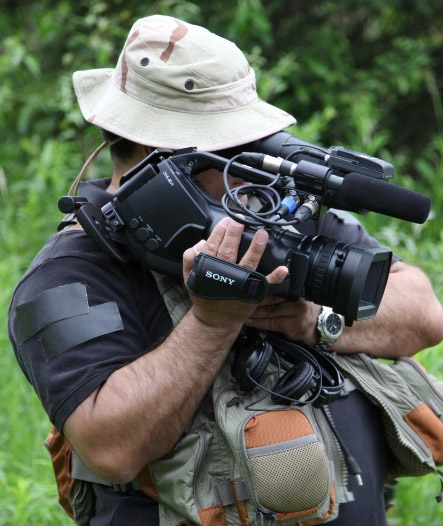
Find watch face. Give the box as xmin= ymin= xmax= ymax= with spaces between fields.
xmin=325 ymin=313 xmax=343 ymax=337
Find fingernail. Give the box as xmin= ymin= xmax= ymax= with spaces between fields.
xmin=218 ymin=217 xmax=230 ymax=227
xmin=232 ymin=221 xmax=244 ymax=230
xmin=255 ymin=229 xmax=268 ymax=245
xmin=279 ymin=266 xmax=289 ymax=278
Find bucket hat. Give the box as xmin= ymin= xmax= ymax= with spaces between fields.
xmin=73 ymin=15 xmax=296 ymax=151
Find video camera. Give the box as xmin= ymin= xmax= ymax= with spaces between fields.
xmin=59 ymin=132 xmax=431 ymax=326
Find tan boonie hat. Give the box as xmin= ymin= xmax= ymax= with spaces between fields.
xmin=73 ymin=15 xmax=296 ymax=151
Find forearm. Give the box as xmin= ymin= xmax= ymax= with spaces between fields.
xmin=245 ymin=262 xmax=443 ymax=358
xmin=64 ymin=308 xmax=243 ymax=483
xmin=64 ymin=218 xmax=286 ymax=484
xmin=333 ymin=262 xmax=443 ymax=357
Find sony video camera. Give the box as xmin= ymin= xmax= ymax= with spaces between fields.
xmin=59 ymin=132 xmax=431 ymax=326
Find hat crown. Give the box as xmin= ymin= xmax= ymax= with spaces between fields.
xmin=116 ymin=15 xmax=252 ymax=97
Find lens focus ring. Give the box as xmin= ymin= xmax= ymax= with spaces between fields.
xmin=310 ymin=242 xmax=336 ymax=304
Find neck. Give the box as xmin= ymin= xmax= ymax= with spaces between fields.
xmin=107 ymin=160 xmax=134 ymax=194
xmin=106 ymin=145 xmax=150 ymax=194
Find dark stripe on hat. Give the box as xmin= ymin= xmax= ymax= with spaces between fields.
xmin=160 ymin=20 xmax=188 ymax=62
xmin=121 ymin=29 xmax=140 ymax=93
xmin=40 ymin=301 xmax=124 ymax=361
xmin=14 ymin=282 xmax=90 ymax=344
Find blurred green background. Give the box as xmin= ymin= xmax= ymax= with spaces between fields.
xmin=0 ymin=0 xmax=442 ymax=524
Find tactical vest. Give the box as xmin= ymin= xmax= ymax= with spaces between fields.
xmin=46 ymin=272 xmax=443 ymax=526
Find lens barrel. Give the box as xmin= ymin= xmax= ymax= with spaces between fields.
xmin=295 ymin=235 xmax=391 ymax=323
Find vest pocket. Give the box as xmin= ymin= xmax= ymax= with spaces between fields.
xmin=245 ymin=411 xmax=330 ymax=514
xmin=215 ymin=387 xmax=336 ymax=524
xmin=404 ymin=403 xmax=443 ymax=465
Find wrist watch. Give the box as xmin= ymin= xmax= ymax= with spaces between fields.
xmin=314 ymin=306 xmax=344 ymax=351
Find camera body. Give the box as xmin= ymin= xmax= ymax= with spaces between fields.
xmin=104 ymin=151 xmax=391 ymax=325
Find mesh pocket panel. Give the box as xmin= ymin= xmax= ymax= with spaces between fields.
xmin=383 ymin=417 xmax=431 ymax=478
xmin=249 ymin=441 xmax=329 ymax=513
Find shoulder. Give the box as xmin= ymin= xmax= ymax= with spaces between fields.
xmin=325 ymin=208 xmax=362 ymax=226
xmin=15 ymin=228 xmax=143 ymax=294
xmin=316 ymin=208 xmax=367 ymax=241
xmin=10 ymin=229 xmax=168 ymax=343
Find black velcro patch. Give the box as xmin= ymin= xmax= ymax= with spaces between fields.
xmin=15 ymin=282 xmax=89 ymax=344
xmin=13 ymin=282 xmax=124 ymax=361
xmin=40 ymin=302 xmax=123 ymax=361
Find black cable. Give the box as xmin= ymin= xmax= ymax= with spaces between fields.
xmin=221 ymin=154 xmax=304 ymax=227
xmin=244 ymin=350 xmax=284 ymax=411
xmin=320 ymin=406 xmax=363 ymax=486
xmin=284 ymin=145 xmax=328 ymax=162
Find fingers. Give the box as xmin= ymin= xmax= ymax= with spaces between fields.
xmin=202 ymin=217 xmax=231 ymax=256
xmin=250 ymin=299 xmax=320 ymax=320
xmin=238 ymin=229 xmax=268 ymax=270
xmin=204 ymin=216 xmax=244 ymax=261
xmin=259 ymin=295 xmax=287 ymax=307
xmin=183 ymin=217 xmax=289 ymax=286
xmin=245 ymin=300 xmax=321 ymax=343
xmin=183 ymin=216 xmax=244 ymax=281
xmin=265 ymin=266 xmax=288 ymax=285
xmin=251 ymin=299 xmax=302 ymax=319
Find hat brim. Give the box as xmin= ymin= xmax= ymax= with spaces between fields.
xmin=73 ymin=69 xmax=297 ymax=151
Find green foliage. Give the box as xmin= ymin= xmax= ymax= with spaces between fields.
xmin=0 ymin=1 xmax=442 ymax=524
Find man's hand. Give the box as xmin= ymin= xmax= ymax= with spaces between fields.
xmin=244 ymin=297 xmax=321 ymax=345
xmin=183 ymin=216 xmax=288 ymax=329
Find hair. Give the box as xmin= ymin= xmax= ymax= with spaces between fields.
xmin=101 ymin=128 xmax=140 ymax=160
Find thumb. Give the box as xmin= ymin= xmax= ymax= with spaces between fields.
xmin=265 ymin=265 xmax=289 ymax=285
xmin=183 ymin=240 xmax=206 ymax=281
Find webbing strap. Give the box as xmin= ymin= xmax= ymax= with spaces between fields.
xmin=70 ymin=451 xmax=142 ymax=492
xmin=215 ymin=480 xmax=250 ymax=507
xmin=234 ymin=480 xmax=250 ymax=501
xmin=216 ymin=481 xmax=235 ymax=506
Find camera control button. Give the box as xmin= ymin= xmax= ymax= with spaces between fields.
xmin=136 ymin=228 xmax=151 ymax=241
xmin=147 ymin=238 xmax=160 ymax=251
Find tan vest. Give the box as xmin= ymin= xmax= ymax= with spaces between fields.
xmin=46 ymin=272 xmax=443 ymax=526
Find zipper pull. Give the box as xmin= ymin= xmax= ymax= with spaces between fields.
xmin=256 ymin=508 xmax=277 ymax=525
xmin=266 ymin=512 xmax=277 ymax=525
xmin=227 ymin=396 xmax=241 ymax=407
xmin=256 ymin=509 xmax=265 ymax=526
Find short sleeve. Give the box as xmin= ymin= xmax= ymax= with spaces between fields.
xmin=8 ymin=231 xmax=172 ymax=430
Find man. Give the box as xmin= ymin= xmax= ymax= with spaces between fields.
xmin=8 ymin=14 xmax=443 ymax=526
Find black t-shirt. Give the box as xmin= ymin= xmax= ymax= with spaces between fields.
xmin=8 ymin=178 xmax=393 ymax=526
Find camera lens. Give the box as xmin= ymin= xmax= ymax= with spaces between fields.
xmin=296 ymin=235 xmax=391 ymax=323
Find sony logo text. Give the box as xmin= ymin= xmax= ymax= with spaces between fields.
xmin=205 ymin=271 xmax=236 ymax=285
